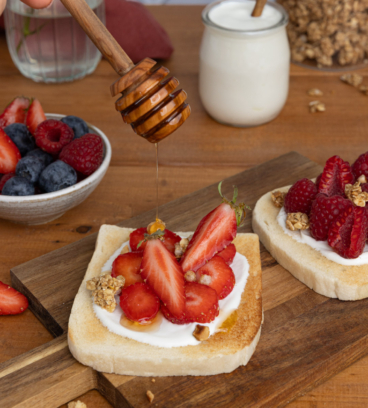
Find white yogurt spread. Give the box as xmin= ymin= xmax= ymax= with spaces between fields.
xmin=93 ymin=239 xmax=250 ymax=348
xmin=277 ymin=207 xmax=368 ymax=266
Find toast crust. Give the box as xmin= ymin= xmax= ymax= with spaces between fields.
xmin=68 ymin=225 xmax=262 ymax=376
xmin=252 ymin=186 xmax=368 ymax=301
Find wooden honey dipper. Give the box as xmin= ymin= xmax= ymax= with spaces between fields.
xmin=60 ymin=0 xmax=191 ymax=143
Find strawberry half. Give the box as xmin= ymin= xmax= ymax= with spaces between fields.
xmin=111 ymin=252 xmax=143 ymax=287
xmin=181 ymin=184 xmax=247 ymax=272
xmin=120 ymin=282 xmax=160 ymax=324
xmin=162 ymin=282 xmax=219 ymax=325
xmin=141 ymin=239 xmax=185 ymax=318
xmin=26 ymin=99 xmax=46 ymax=135
xmin=217 ymin=243 xmax=236 ymax=265
xmin=328 ymin=206 xmax=368 ymax=259
xmin=0 ymin=281 xmax=29 ymax=315
xmin=0 ymin=129 xmax=21 ymax=174
xmin=318 ymin=155 xmax=354 ymax=196
xmin=0 ymin=97 xmax=30 ymax=128
xmin=130 ymin=227 xmax=181 ymax=255
xmin=196 ymin=255 xmax=235 ymax=299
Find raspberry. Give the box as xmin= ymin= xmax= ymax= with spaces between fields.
xmin=315 ymin=173 xmax=322 ymax=189
xmin=328 ymin=206 xmax=368 ymax=259
xmin=352 ymin=152 xmax=368 ymax=180
xmin=34 ymin=120 xmax=74 ymax=154
xmin=284 ymin=178 xmax=317 ymax=215
xmin=318 ymin=155 xmax=354 ymax=196
xmin=59 ymin=133 xmax=103 ymax=176
xmin=362 ymin=184 xmax=368 ymax=194
xmin=310 ymin=194 xmax=353 ymax=241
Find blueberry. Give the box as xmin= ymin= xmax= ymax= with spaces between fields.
xmin=26 ymin=148 xmax=53 ymax=167
xmin=61 ymin=116 xmax=89 ymax=139
xmin=2 ymin=176 xmax=35 ymax=196
xmin=16 ymin=156 xmax=45 ymax=183
xmin=4 ymin=123 xmax=36 ymax=156
xmin=39 ymin=160 xmax=77 ymax=193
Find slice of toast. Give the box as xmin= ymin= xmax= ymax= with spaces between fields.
xmin=68 ymin=225 xmax=262 ymax=377
xmin=252 ymin=186 xmax=368 ymax=301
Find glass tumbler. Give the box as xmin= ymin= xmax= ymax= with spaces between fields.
xmin=4 ymin=0 xmax=105 ymax=83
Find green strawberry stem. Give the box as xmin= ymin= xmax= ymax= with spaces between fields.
xmin=218 ymin=181 xmax=251 ymax=227
xmin=137 ymin=229 xmax=165 ymax=249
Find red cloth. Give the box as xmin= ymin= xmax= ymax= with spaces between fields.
xmin=0 ymin=0 xmax=173 ymax=63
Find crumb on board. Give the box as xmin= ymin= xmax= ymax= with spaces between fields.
xmin=68 ymin=401 xmax=87 ymax=408
xmin=147 ymin=390 xmax=155 ymax=403
xmin=152 ymin=378 xmax=156 ymax=383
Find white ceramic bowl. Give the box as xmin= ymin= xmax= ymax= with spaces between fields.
xmin=0 ymin=114 xmax=112 ymax=225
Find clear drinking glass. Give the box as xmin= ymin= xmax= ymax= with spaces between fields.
xmin=4 ymin=0 xmax=105 ymax=83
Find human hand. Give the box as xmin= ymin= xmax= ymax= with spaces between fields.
xmin=0 ymin=0 xmax=52 ymax=16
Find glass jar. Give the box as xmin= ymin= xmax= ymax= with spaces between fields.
xmin=278 ymin=0 xmax=368 ymax=71
xmin=199 ymin=0 xmax=290 ymax=127
xmin=4 ymin=0 xmax=105 ymax=83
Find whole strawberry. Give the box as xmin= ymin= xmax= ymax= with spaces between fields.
xmin=284 ymin=178 xmax=317 ymax=215
xmin=352 ymin=152 xmax=368 ymax=180
xmin=318 ymin=155 xmax=354 ymax=196
xmin=59 ymin=133 xmax=103 ymax=176
xmin=328 ymin=206 xmax=368 ymax=259
xmin=309 ymin=193 xmax=352 ymax=241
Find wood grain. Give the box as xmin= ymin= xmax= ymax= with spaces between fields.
xmin=4 ymin=152 xmax=368 ymax=408
xmin=1 ymin=5 xmax=368 ymax=407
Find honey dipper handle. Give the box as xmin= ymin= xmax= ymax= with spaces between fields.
xmin=251 ymin=0 xmax=268 ymax=17
xmin=60 ymin=0 xmax=134 ymax=75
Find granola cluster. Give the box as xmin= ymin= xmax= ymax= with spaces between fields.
xmin=271 ymin=191 xmax=286 ymax=208
xmin=86 ymin=273 xmax=125 ymax=313
xmin=345 ymin=175 xmax=368 ymax=206
xmin=286 ymin=212 xmax=310 ymax=231
xmin=174 ymin=237 xmax=191 ymax=259
xmin=278 ymin=0 xmax=368 ymax=67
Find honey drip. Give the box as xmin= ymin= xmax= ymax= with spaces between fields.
xmin=147 ymin=142 xmax=166 ymax=235
xmin=120 ymin=311 xmax=163 ymax=333
xmin=217 ymin=310 xmax=238 ymax=333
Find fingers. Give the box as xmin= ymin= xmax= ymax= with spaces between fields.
xmin=21 ymin=0 xmax=53 ymax=9
xmin=0 ymin=0 xmax=6 ymax=16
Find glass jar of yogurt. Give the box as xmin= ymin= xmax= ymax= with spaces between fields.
xmin=199 ymin=0 xmax=290 ymax=127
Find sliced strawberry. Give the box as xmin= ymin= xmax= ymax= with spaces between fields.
xmin=129 ymin=227 xmax=181 ymax=255
xmin=26 ymin=99 xmax=46 ymax=135
xmin=0 ymin=97 xmax=30 ymax=128
xmin=328 ymin=206 xmax=368 ymax=259
xmin=0 ymin=172 xmax=15 ymax=193
xmin=162 ymin=282 xmax=219 ymax=325
xmin=0 ymin=129 xmax=21 ymax=173
xmin=0 ymin=281 xmax=29 ymax=315
xmin=141 ymin=239 xmax=185 ymax=318
xmin=318 ymin=155 xmax=355 ymax=196
xmin=119 ymin=282 xmax=160 ymax=324
xmin=111 ymin=252 xmax=143 ymax=287
xmin=196 ymin=255 xmax=235 ymax=299
xmin=180 ymin=203 xmax=237 ymax=272
xmin=217 ymin=243 xmax=236 ymax=265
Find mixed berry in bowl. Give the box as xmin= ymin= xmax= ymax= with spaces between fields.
xmin=0 ymin=97 xmax=104 ymax=196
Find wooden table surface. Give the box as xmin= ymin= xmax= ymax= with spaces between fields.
xmin=1 ymin=5 xmax=368 ymax=407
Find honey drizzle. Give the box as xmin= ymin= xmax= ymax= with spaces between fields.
xmin=120 ymin=311 xmax=163 ymax=332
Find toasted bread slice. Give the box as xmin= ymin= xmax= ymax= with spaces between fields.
xmin=253 ymin=186 xmax=368 ymax=301
xmin=68 ymin=225 xmax=262 ymax=377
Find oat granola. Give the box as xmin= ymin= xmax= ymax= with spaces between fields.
xmin=345 ymin=180 xmax=368 ymax=207
xmin=271 ymin=191 xmax=286 ymax=208
xmin=86 ymin=274 xmax=125 ymax=312
xmin=286 ymin=212 xmax=310 ymax=231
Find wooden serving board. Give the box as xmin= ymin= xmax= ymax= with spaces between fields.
xmin=2 ymin=151 xmax=368 ymax=408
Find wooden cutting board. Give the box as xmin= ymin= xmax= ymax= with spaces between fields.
xmin=2 ymin=151 xmax=368 ymax=408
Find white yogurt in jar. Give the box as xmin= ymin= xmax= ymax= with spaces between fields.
xmin=199 ymin=0 xmax=290 ymax=127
